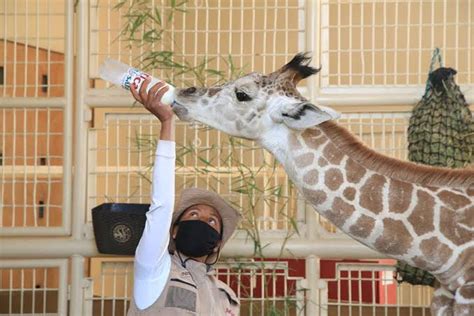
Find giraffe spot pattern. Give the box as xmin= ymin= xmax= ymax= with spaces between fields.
xmin=431 ymin=251 xmax=472 ymax=287
xmin=438 ymin=190 xmax=471 ymax=210
xmin=429 ymin=289 xmax=455 ymax=315
xmin=289 ymin=133 xmax=303 ymax=150
xmin=349 ymin=215 xmax=375 ymax=239
xmin=303 ymin=169 xmax=319 ymax=186
xmin=325 ymin=197 xmax=355 ymax=227
xmin=301 ymin=129 xmax=327 ymax=149
xmin=345 ymin=159 xmax=366 ymax=184
xmin=388 ymin=179 xmax=413 ymax=213
xmin=302 ymin=188 xmax=327 ymax=206
xmin=407 ymin=190 xmax=435 ymax=235
xmin=457 ymin=284 xmax=474 ymax=312
xmin=323 ymin=143 xmax=344 ymax=165
xmin=359 ymin=174 xmax=386 ymax=214
xmin=294 ymin=152 xmax=314 ymax=168
xmin=458 ymin=206 xmax=474 ymax=228
xmin=343 ymin=187 xmax=356 ymax=201
xmin=318 ymin=157 xmax=328 ymax=167
xmin=302 ymin=128 xmax=322 ymax=138
xmin=439 ymin=207 xmax=472 ymax=245
xmin=467 ymin=187 xmax=474 ymax=196
xmin=419 ymin=237 xmax=453 ymax=271
xmin=374 ymin=219 xmax=413 ymax=255
xmin=374 ymin=218 xmax=413 ymax=255
xmin=325 ymin=169 xmax=344 ymax=191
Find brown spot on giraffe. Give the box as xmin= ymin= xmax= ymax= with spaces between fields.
xmin=301 ymin=129 xmax=327 ymax=149
xmin=303 ymin=136 xmax=327 ymax=150
xmin=467 ymin=187 xmax=474 ymax=196
xmin=407 ymin=190 xmax=435 ymax=235
xmin=360 ymin=174 xmax=386 ymax=214
xmin=430 ymin=289 xmax=454 ymax=315
xmin=289 ymin=133 xmax=303 ymax=150
xmin=294 ymin=152 xmax=314 ymax=168
xmin=303 ymin=169 xmax=319 ymax=186
xmin=318 ymin=157 xmax=328 ymax=167
xmin=325 ymin=168 xmax=344 ymax=191
xmin=435 ymin=250 xmax=473 ymax=287
xmin=458 ymin=206 xmax=474 ymax=228
xmin=454 ymin=283 xmax=474 ymax=315
xmin=419 ymin=237 xmax=453 ymax=270
xmin=439 ymin=207 xmax=472 ymax=245
xmin=302 ymin=188 xmax=327 ymax=206
xmin=438 ymin=190 xmax=471 ymax=210
xmin=411 ymin=256 xmax=431 ymax=271
xmin=388 ymin=179 xmax=413 ymax=213
xmin=345 ymin=159 xmax=366 ymax=184
xmin=302 ymin=128 xmax=321 ymax=137
xmin=374 ymin=219 xmax=413 ymax=255
xmin=325 ymin=197 xmax=355 ymax=227
xmin=207 ymin=87 xmax=221 ymax=97
xmin=323 ymin=143 xmax=344 ymax=165
xmin=343 ymin=187 xmax=356 ymax=201
xmin=349 ymin=215 xmax=375 ymax=239
xmin=458 ymin=284 xmax=474 ymax=300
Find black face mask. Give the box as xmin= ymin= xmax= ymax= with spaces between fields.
xmin=174 ymin=220 xmax=221 ymax=258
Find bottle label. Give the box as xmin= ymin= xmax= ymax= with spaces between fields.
xmin=121 ymin=67 xmax=149 ymax=91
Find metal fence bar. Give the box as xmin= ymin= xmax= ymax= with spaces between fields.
xmin=0 ymin=259 xmax=68 ymax=316
xmin=72 ymin=0 xmax=90 ymax=240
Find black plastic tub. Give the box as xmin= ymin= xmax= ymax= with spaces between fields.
xmin=91 ymin=203 xmax=150 ymax=255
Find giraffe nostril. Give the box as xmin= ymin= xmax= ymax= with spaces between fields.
xmin=184 ymin=87 xmax=197 ymax=95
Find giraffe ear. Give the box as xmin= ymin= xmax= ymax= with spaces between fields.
xmin=281 ymin=102 xmax=340 ymax=130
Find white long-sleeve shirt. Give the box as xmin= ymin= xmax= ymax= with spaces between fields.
xmin=133 ymin=140 xmax=175 ymax=310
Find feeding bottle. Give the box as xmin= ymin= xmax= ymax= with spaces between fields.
xmin=99 ymin=58 xmax=175 ymax=106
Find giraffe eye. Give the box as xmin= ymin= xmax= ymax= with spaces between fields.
xmin=235 ymin=90 xmax=252 ymax=102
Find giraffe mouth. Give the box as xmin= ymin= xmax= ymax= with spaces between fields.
xmin=172 ymin=100 xmax=191 ymax=121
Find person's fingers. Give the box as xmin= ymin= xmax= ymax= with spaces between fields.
xmin=139 ymin=77 xmax=152 ymax=104
xmin=148 ymin=81 xmax=166 ymax=103
xmin=130 ymin=84 xmax=142 ymax=104
xmin=154 ymin=85 xmax=169 ymax=104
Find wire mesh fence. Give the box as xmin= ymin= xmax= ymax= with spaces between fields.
xmin=0 ymin=108 xmax=63 ymax=229
xmin=321 ymin=0 xmax=474 ymax=87
xmin=323 ymin=262 xmax=433 ymax=316
xmin=0 ymin=259 xmax=67 ymax=316
xmin=0 ymin=0 xmax=66 ymax=97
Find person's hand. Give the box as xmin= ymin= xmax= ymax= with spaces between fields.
xmin=131 ymin=77 xmax=174 ymax=124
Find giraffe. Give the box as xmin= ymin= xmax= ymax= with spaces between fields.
xmin=171 ymin=53 xmax=474 ymax=315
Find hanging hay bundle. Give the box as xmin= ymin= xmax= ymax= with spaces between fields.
xmin=408 ymin=67 xmax=473 ymax=168
xmin=396 ymin=48 xmax=474 ymax=287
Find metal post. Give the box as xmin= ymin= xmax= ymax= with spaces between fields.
xmin=69 ymin=255 xmax=85 ymax=316
xmin=62 ymin=0 xmax=74 ymax=236
xmin=306 ymin=255 xmax=320 ymax=315
xmin=72 ymin=0 xmax=90 ymax=240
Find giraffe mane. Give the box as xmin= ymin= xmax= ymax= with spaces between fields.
xmin=281 ymin=52 xmax=321 ymax=79
xmin=318 ymin=121 xmax=474 ymax=188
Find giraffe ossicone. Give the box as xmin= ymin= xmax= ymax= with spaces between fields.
xmin=172 ymin=53 xmax=474 ymax=315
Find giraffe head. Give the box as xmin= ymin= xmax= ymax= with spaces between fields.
xmin=173 ymin=53 xmax=340 ymax=140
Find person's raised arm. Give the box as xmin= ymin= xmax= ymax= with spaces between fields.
xmin=130 ymin=78 xmax=176 ymax=309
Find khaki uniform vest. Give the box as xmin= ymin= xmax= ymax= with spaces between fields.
xmin=127 ymin=254 xmax=239 ymax=316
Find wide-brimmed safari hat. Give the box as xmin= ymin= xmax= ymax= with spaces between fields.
xmin=168 ymin=187 xmax=241 ymax=257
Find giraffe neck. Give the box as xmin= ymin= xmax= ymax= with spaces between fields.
xmin=260 ymin=122 xmax=473 ymax=287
